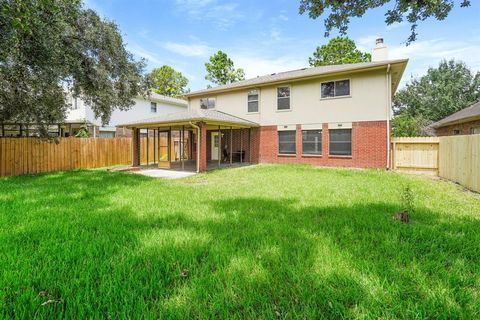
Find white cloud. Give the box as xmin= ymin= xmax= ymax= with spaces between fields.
xmin=174 ymin=0 xmax=245 ymax=29
xmin=231 ymin=53 xmax=307 ymax=79
xmin=163 ymin=42 xmax=213 ymax=57
xmin=128 ymin=44 xmax=163 ymax=65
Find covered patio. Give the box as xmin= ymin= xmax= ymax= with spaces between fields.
xmin=119 ymin=109 xmax=259 ymax=172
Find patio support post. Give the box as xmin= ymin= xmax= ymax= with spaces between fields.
xmin=181 ymin=125 xmax=185 ymax=170
xmin=168 ymin=127 xmax=172 ymax=165
xmin=199 ymin=122 xmax=207 ymax=172
xmin=132 ymin=127 xmax=140 ymax=167
xmin=240 ymin=128 xmax=243 ymax=163
xmin=155 ymin=129 xmax=157 ymax=164
xmin=218 ymin=126 xmax=221 ymax=167
xmin=230 ymin=127 xmax=233 ymax=165
xmin=146 ymin=128 xmax=149 ymax=166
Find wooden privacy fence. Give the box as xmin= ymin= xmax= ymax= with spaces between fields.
xmin=0 ymin=137 xmax=156 ymax=177
xmin=392 ymin=135 xmax=480 ymax=192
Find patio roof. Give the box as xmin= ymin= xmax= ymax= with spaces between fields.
xmin=118 ymin=109 xmax=259 ymax=129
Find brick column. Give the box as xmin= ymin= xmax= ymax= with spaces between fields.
xmin=322 ymin=123 xmax=329 ymax=156
xmin=296 ymin=124 xmax=302 ymax=159
xmin=199 ymin=122 xmax=208 ymax=172
xmin=132 ymin=127 xmax=140 ymax=167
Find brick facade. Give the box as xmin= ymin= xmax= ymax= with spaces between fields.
xmin=256 ymin=120 xmax=388 ymax=169
xmin=435 ymin=119 xmax=480 ymax=136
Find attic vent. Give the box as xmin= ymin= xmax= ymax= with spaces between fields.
xmin=271 ymin=73 xmax=276 ymax=75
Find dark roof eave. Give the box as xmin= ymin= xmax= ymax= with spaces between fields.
xmin=432 ymin=115 xmax=480 ymax=128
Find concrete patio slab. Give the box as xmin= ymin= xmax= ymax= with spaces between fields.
xmin=133 ymin=169 xmax=196 ymax=179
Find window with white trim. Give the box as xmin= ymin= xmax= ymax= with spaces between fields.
xmin=277 ymin=86 xmax=290 ymax=110
xmin=200 ymin=97 xmax=216 ymax=109
xmin=278 ymin=130 xmax=296 ymax=154
xmin=329 ymin=129 xmax=352 ymax=156
xmin=151 ymin=102 xmax=157 ymax=113
xmin=321 ymin=79 xmax=350 ymax=98
xmin=302 ymin=130 xmax=322 ymax=155
xmin=247 ymin=89 xmax=259 ymax=113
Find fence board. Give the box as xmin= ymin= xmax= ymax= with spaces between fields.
xmin=0 ymin=137 xmax=133 ymax=177
xmin=439 ymin=134 xmax=480 ymax=193
xmin=391 ymin=137 xmax=439 ymax=175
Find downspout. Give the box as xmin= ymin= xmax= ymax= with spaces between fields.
xmin=189 ymin=121 xmax=201 ymax=173
xmin=386 ymin=64 xmax=391 ymax=170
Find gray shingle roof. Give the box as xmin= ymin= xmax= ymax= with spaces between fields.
xmin=118 ymin=109 xmax=258 ymax=128
xmin=145 ymin=92 xmax=187 ymax=107
xmin=186 ymin=59 xmax=408 ymax=97
xmin=431 ymin=101 xmax=480 ymax=128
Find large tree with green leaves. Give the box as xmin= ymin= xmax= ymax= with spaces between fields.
xmin=0 ymin=0 xmax=145 ymax=136
xmin=309 ymin=37 xmax=371 ymax=67
xmin=394 ymin=60 xmax=480 ymax=123
xmin=299 ymin=0 xmax=471 ymax=44
xmin=146 ymin=65 xmax=189 ymax=97
xmin=205 ymin=51 xmax=245 ymax=86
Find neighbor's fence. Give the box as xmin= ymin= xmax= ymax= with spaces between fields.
xmin=0 ymin=137 xmax=156 ymax=177
xmin=391 ymin=135 xmax=480 ymax=192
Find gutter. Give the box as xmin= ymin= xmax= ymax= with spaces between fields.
xmin=189 ymin=121 xmax=201 ymax=173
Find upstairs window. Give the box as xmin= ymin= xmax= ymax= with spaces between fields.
xmin=277 ymin=86 xmax=290 ymax=110
xmin=151 ymin=102 xmax=157 ymax=113
xmin=278 ymin=130 xmax=296 ymax=154
xmin=329 ymin=129 xmax=352 ymax=156
xmin=321 ymin=79 xmax=350 ymax=98
xmin=200 ymin=97 xmax=216 ymax=109
xmin=247 ymin=90 xmax=259 ymax=113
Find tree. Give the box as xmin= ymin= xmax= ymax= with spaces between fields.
xmin=205 ymin=51 xmax=245 ymax=86
xmin=0 ymin=0 xmax=145 ymax=136
xmin=146 ymin=65 xmax=189 ymax=97
xmin=309 ymin=37 xmax=371 ymax=67
xmin=393 ymin=60 xmax=480 ymax=123
xmin=391 ymin=115 xmax=432 ymax=137
xmin=299 ymin=0 xmax=471 ymax=44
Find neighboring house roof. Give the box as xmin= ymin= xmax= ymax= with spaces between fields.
xmin=144 ymin=92 xmax=188 ymax=107
xmin=431 ymin=101 xmax=480 ymax=128
xmin=185 ymin=59 xmax=408 ymax=98
xmin=118 ymin=109 xmax=259 ymax=128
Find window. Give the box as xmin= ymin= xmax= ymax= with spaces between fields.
xmin=302 ymin=130 xmax=322 ymax=155
xmin=151 ymin=102 xmax=157 ymax=113
xmin=329 ymin=129 xmax=352 ymax=156
xmin=471 ymin=127 xmax=480 ymax=134
xmin=278 ymin=130 xmax=296 ymax=154
xmin=277 ymin=86 xmax=290 ymax=110
xmin=453 ymin=129 xmax=460 ymax=135
xmin=321 ymin=79 xmax=350 ymax=98
xmin=99 ymin=131 xmax=115 ymax=138
xmin=247 ymin=90 xmax=259 ymax=113
xmin=200 ymin=97 xmax=216 ymax=109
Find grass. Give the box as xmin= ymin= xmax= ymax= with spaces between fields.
xmin=1 ymin=164 xmax=480 ymax=319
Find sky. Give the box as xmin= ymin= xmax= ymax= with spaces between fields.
xmin=84 ymin=0 xmax=480 ymax=91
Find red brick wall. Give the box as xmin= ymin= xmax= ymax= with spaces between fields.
xmin=435 ymin=119 xmax=480 ymax=136
xmin=256 ymin=120 xmax=388 ymax=168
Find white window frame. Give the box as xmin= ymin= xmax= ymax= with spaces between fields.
xmin=276 ymin=85 xmax=292 ymax=112
xmin=247 ymin=89 xmax=260 ymax=114
xmin=200 ymin=97 xmax=216 ymax=110
xmin=320 ymin=78 xmax=351 ymax=100
xmin=150 ymin=102 xmax=157 ymax=113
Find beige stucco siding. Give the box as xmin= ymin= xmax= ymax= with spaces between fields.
xmin=189 ymin=69 xmax=389 ymax=126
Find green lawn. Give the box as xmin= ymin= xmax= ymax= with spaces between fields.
xmin=1 ymin=165 xmax=479 ymax=319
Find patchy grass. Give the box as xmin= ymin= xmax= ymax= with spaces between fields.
xmin=1 ymin=164 xmax=479 ymax=318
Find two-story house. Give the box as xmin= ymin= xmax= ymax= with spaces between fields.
xmin=120 ymin=39 xmax=407 ymax=172
xmin=65 ymin=92 xmax=187 ymax=138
